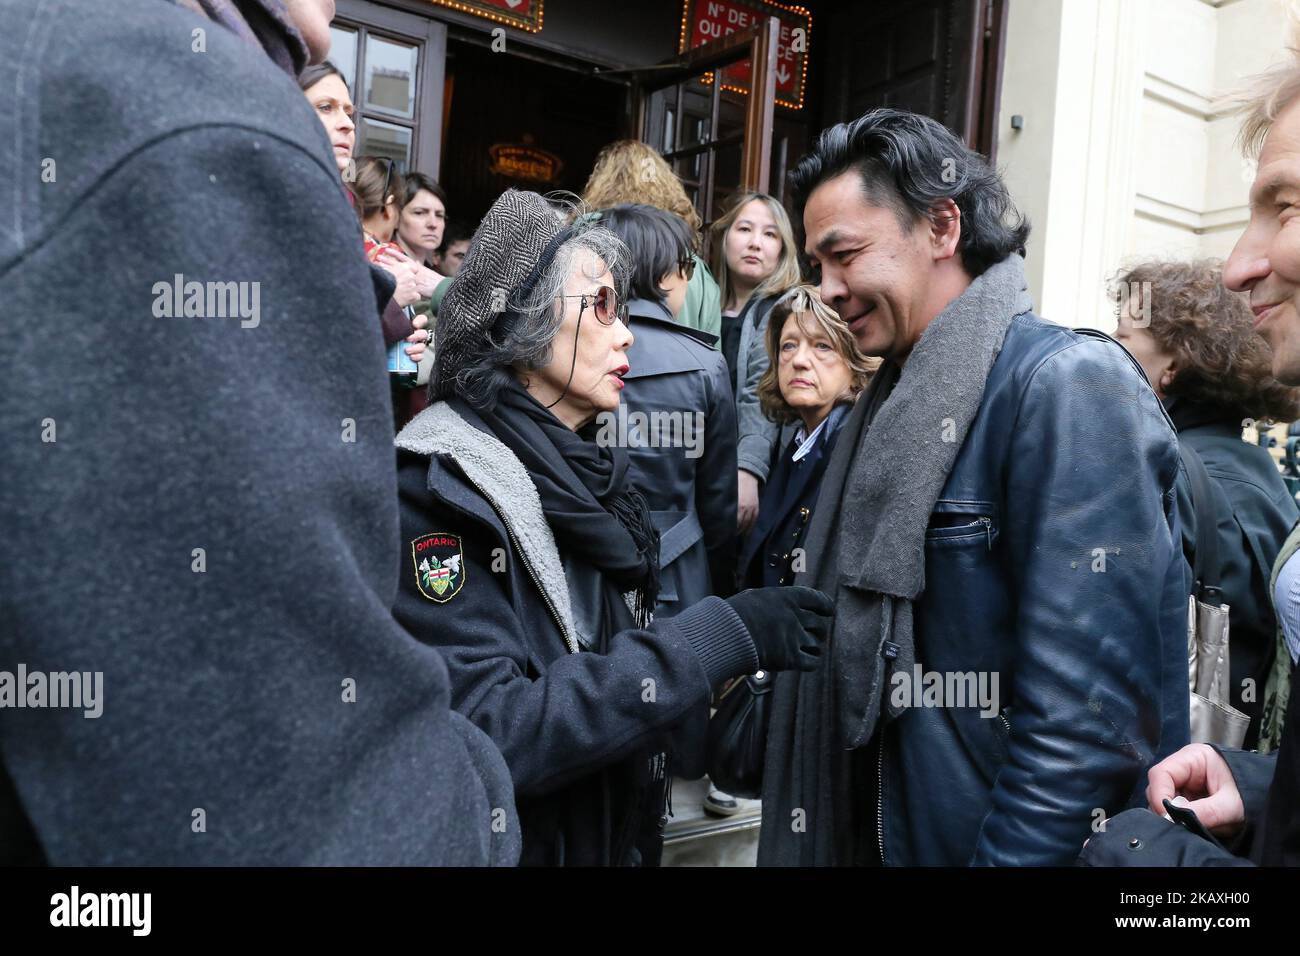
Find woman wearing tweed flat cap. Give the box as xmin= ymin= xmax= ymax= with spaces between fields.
xmin=391 ymin=189 xmax=833 ymax=866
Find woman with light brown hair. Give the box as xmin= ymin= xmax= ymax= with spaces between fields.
xmin=580 ymin=140 xmax=720 ymax=340
xmin=710 ymin=284 xmax=869 ymax=819
xmin=709 ymin=190 xmax=804 ymax=534
xmin=1114 ymin=258 xmax=1300 ymax=748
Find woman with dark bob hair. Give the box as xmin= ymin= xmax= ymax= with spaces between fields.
xmin=390 ymin=189 xmax=833 ymax=866
xmin=1114 ymin=258 xmax=1300 ymax=748
xmin=741 ymin=285 xmax=876 ymax=589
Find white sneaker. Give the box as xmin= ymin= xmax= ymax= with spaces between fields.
xmin=704 ymin=787 xmax=760 ymax=817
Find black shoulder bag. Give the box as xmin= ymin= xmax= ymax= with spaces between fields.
xmin=704 ymin=670 xmax=773 ymax=798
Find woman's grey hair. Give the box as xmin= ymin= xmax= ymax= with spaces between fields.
xmin=455 ymin=217 xmax=630 ymax=411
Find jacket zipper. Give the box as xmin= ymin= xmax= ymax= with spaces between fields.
xmin=931 ymin=515 xmax=994 ymax=549
xmin=457 ymin=466 xmax=577 ymax=653
xmin=876 ymin=725 xmax=887 ymax=865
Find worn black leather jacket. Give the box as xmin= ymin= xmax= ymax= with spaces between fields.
xmin=877 ymin=315 xmax=1191 ymax=865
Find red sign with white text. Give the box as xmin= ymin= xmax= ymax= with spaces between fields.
xmin=679 ymin=0 xmax=811 ymax=109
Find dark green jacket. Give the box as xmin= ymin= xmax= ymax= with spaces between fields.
xmin=1170 ymin=399 xmax=1299 ymax=749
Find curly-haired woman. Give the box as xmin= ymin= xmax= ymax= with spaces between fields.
xmin=1114 ymin=258 xmax=1300 ymax=748
xmin=581 ymin=140 xmax=721 ymax=341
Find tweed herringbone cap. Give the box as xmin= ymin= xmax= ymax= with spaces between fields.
xmin=431 ymin=189 xmax=565 ymax=399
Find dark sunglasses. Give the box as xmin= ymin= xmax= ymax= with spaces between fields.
xmin=557 ymin=285 xmax=622 ymax=326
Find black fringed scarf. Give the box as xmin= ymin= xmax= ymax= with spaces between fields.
xmin=484 ymin=380 xmax=660 ymax=626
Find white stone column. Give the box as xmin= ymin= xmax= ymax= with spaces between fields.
xmin=996 ymin=0 xmax=1294 ymax=331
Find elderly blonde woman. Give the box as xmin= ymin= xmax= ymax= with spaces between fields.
xmin=739 ymin=285 xmax=876 ymax=589
xmin=391 ymin=190 xmax=833 ymax=867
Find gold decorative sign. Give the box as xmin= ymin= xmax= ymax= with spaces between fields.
xmin=488 ymin=143 xmax=563 ymax=183
xmin=427 ymin=0 xmax=544 ymax=33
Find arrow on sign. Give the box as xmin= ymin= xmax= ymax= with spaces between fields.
xmin=777 ymin=64 xmax=790 ymax=84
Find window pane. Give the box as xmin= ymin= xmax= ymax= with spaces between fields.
xmin=329 ymin=26 xmax=358 ymax=93
xmin=677 ymin=77 xmax=713 ymax=150
xmin=673 ymin=154 xmax=700 ymax=190
xmin=717 ymin=89 xmax=747 ymax=145
xmin=365 ymin=35 xmax=418 ymax=119
xmin=357 ymin=118 xmax=413 ymax=170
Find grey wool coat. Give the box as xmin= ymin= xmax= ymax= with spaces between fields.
xmin=732 ymin=294 xmax=784 ymax=481
xmin=621 ymin=298 xmax=738 ymax=614
xmin=0 ymin=0 xmax=518 ymax=865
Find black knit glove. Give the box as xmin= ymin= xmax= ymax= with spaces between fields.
xmin=723 ymin=587 xmax=833 ymax=672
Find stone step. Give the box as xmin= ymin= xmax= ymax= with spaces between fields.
xmin=661 ymin=776 xmax=760 ymax=866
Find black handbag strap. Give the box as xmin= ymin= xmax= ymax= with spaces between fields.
xmin=1179 ymin=443 xmax=1221 ymax=596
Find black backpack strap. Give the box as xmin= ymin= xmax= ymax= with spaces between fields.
xmin=1179 ymin=442 xmax=1222 ymax=598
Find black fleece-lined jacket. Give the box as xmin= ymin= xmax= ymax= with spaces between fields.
xmin=393 ymin=399 xmax=756 ymax=865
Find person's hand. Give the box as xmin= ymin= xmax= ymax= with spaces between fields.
xmin=404 ymin=325 xmax=430 ymax=363
xmin=410 ymin=312 xmax=429 ymax=332
xmin=737 ymin=470 xmax=760 ymax=533
xmin=377 ymin=250 xmax=445 ymax=298
xmin=378 ymin=259 xmax=421 ymax=308
xmin=411 ymin=262 xmax=446 ymax=298
xmin=1145 ymin=743 xmax=1245 ymax=836
xmin=724 ymin=586 xmax=833 ymax=673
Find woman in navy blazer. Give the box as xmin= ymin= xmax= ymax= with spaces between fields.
xmin=740 ymin=286 xmax=877 ymax=589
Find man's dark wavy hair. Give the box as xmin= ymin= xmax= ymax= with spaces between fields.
xmin=790 ymin=108 xmax=1030 ymax=278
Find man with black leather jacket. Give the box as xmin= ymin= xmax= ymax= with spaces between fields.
xmin=758 ymin=109 xmax=1190 ymax=866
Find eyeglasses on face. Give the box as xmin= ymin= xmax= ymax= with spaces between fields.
xmin=556 ymin=285 xmax=623 ymax=326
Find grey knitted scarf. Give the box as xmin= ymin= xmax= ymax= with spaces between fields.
xmin=828 ymin=254 xmax=1033 ymax=748
xmin=757 ymin=253 xmax=1032 ymax=866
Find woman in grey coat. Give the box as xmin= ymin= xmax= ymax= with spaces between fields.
xmin=710 ymin=192 xmax=804 ymax=534
xmin=595 ymin=205 xmax=738 ymax=618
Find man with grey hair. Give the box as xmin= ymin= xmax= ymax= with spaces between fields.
xmin=1080 ymin=47 xmax=1300 ymax=868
